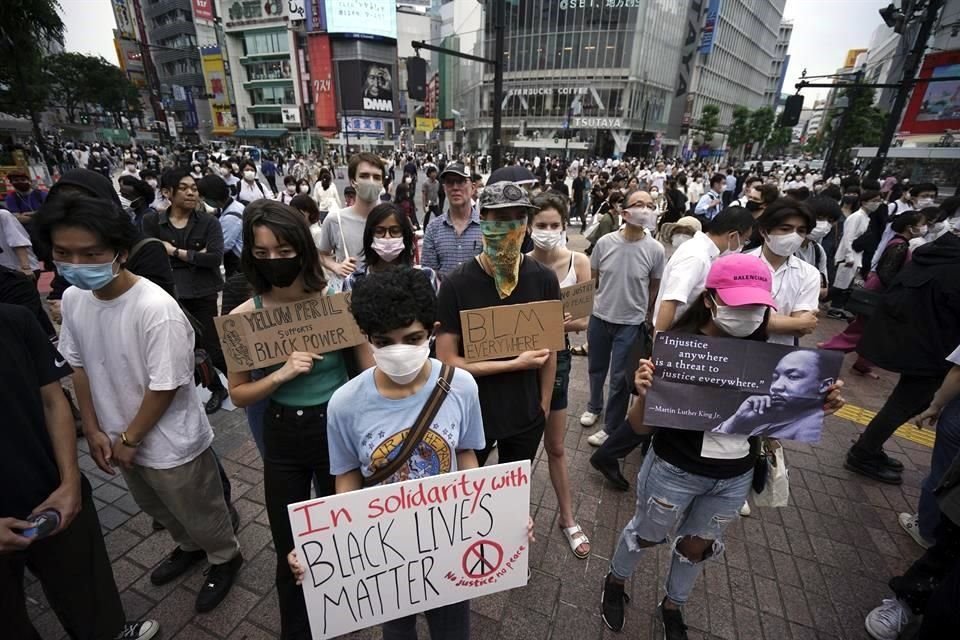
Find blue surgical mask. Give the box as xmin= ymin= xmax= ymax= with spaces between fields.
xmin=55 ymin=254 xmax=120 ymax=291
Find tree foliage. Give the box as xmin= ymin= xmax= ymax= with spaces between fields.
xmin=46 ymin=53 xmax=143 ymax=127
xmin=767 ymin=125 xmax=793 ymax=154
xmin=727 ymin=106 xmax=752 ymax=153
xmin=0 ymin=0 xmax=64 ymax=162
xmin=826 ymin=86 xmax=887 ymax=169
xmin=698 ymin=104 xmax=720 ymax=145
xmin=749 ymin=107 xmax=776 ymax=152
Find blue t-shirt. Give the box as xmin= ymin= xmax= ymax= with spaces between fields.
xmin=327 ymin=358 xmax=486 ymax=483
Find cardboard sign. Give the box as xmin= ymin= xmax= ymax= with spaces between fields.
xmin=642 ymin=332 xmax=843 ymax=442
xmin=289 ymin=462 xmax=531 ymax=639
xmin=459 ymin=300 xmax=565 ymax=363
xmin=214 ymin=293 xmax=365 ymax=372
xmin=560 ymin=280 xmax=595 ymax=320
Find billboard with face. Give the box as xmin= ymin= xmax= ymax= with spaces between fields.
xmin=337 ymin=60 xmax=396 ymax=115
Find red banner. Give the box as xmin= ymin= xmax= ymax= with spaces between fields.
xmin=900 ymin=49 xmax=960 ymax=136
xmin=191 ymin=0 xmax=215 ymax=22
xmin=308 ymin=34 xmax=338 ymax=132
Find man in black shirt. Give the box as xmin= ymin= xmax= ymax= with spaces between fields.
xmin=571 ymin=167 xmax=589 ymax=227
xmin=436 ymin=181 xmax=560 ymax=465
xmin=0 ymin=304 xmax=159 ymax=640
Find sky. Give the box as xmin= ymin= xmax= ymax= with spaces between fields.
xmin=782 ymin=0 xmax=891 ymax=103
xmin=62 ymin=0 xmax=891 ymax=103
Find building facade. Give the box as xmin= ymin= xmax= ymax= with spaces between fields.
xmin=765 ymin=19 xmax=793 ymax=106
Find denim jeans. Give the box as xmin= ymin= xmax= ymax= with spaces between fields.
xmin=382 ymin=600 xmax=470 ymax=640
xmin=918 ymin=396 xmax=960 ymax=541
xmin=587 ymin=316 xmax=641 ymax=434
xmin=263 ymin=401 xmax=336 ymax=640
xmin=610 ymin=452 xmax=752 ymax=605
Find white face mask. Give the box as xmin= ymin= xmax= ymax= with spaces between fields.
xmin=863 ymin=201 xmax=882 ymax=213
xmin=913 ymin=224 xmax=929 ymax=237
xmin=720 ymin=232 xmax=741 ymax=257
xmin=624 ymin=206 xmax=657 ymax=230
xmin=766 ymin=231 xmax=805 ymax=257
xmin=372 ymin=237 xmax=404 ymax=261
xmin=808 ymin=220 xmax=831 ymax=242
xmin=372 ymin=342 xmax=430 ymax=384
xmin=243 ymin=170 xmax=256 ymax=181
xmin=712 ymin=300 xmax=767 ymax=337
xmin=299 ymin=185 xmax=310 ymax=194
xmin=220 ymin=167 xmax=232 ymax=177
xmin=286 ymin=185 xmax=296 ymax=194
xmin=671 ymin=234 xmax=692 ymax=248
xmin=948 ymin=215 xmax=960 ymax=235
xmin=146 ymin=179 xmax=158 ymax=189
xmin=126 ymin=164 xmax=136 ymax=172
xmin=915 ymin=197 xmax=935 ymax=209
xmin=531 ymin=228 xmax=565 ymax=251
xmin=355 ymin=179 xmax=381 ymax=202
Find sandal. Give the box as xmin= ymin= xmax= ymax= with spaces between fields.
xmin=851 ymin=363 xmax=880 ymax=380
xmin=571 ymin=344 xmax=589 ymax=356
xmin=561 ymin=524 xmax=591 ymax=559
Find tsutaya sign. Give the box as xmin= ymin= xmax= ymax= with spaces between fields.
xmin=289 ymin=462 xmax=531 ymax=638
xmin=572 ymin=117 xmax=622 ymax=129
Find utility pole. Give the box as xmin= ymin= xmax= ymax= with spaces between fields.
xmin=563 ymin=106 xmax=572 ymax=160
xmin=823 ymin=69 xmax=864 ymax=178
xmin=867 ymin=0 xmax=944 ymax=180
xmin=491 ymin=0 xmax=505 ymax=170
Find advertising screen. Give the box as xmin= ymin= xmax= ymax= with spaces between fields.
xmin=337 ymin=60 xmax=396 ymax=116
xmin=324 ymin=0 xmax=397 ymax=40
xmin=901 ymin=50 xmax=960 ymax=135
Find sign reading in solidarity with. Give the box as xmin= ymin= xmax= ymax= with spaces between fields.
xmin=288 ymin=462 xmax=531 ymax=638
xmin=459 ymin=300 xmax=565 ymax=363
xmin=213 ymin=293 xmax=365 ymax=372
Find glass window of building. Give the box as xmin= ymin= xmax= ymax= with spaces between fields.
xmin=242 ymin=30 xmax=289 ymax=56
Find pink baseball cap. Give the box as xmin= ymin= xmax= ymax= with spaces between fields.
xmin=705 ymin=254 xmax=778 ymax=310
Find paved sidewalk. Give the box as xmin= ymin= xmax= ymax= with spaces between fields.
xmin=26 ymin=228 xmax=935 ymax=639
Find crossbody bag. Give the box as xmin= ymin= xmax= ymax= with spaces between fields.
xmin=363 ymin=364 xmax=456 ymax=487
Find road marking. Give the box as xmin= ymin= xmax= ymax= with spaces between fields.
xmin=835 ymin=404 xmax=935 ymax=448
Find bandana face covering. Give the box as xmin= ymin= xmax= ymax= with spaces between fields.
xmin=480 ymin=219 xmax=526 ymax=299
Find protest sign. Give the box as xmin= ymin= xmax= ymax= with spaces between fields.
xmin=643 ymin=332 xmax=843 ymax=442
xmin=560 ymin=280 xmax=595 ymax=320
xmin=460 ymin=300 xmax=565 ymax=363
xmin=214 ymin=293 xmax=365 ymax=372
xmin=288 ymin=462 xmax=531 ymax=639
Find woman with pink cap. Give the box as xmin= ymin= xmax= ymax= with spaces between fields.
xmin=599 ymin=253 xmax=846 ymax=638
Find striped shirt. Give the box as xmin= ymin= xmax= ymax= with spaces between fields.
xmin=421 ymin=207 xmax=483 ymax=278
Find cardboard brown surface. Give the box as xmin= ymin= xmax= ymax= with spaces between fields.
xmin=214 ymin=293 xmax=365 ymax=372
xmin=460 ymin=300 xmax=565 ymax=363
xmin=560 ymin=279 xmax=595 ymax=320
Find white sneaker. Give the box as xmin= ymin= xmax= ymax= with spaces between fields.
xmin=115 ymin=620 xmax=160 ymax=640
xmin=739 ymin=501 xmax=751 ymax=517
xmin=898 ymin=512 xmax=932 ymax=549
xmin=580 ymin=411 xmax=600 ymax=427
xmin=587 ymin=430 xmax=609 ymax=447
xmin=865 ymin=598 xmax=913 ymax=640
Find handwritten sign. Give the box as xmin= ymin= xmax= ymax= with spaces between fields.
xmin=214 ymin=293 xmax=365 ymax=372
xmin=459 ymin=300 xmax=565 ymax=363
xmin=643 ymin=332 xmax=842 ymax=442
xmin=560 ymin=280 xmax=595 ymax=320
xmin=288 ymin=462 xmax=531 ymax=639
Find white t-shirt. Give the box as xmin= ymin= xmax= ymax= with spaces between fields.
xmin=746 ymin=248 xmax=821 ymax=345
xmin=58 ymin=278 xmax=213 ymax=469
xmin=652 ymin=231 xmax=719 ymax=325
xmin=318 ymin=206 xmax=366 ymax=261
xmin=0 ymin=209 xmax=39 ymax=271
xmin=948 ymin=344 xmax=960 ymax=366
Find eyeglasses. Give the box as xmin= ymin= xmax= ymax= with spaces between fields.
xmin=373 ymin=225 xmax=404 ymax=238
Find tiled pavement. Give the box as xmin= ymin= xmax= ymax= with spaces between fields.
xmin=26 ymin=264 xmax=935 ymax=640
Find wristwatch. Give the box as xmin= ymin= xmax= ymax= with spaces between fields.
xmin=120 ymin=431 xmax=141 ymax=448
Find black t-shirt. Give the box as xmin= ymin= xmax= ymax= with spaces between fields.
xmin=652 ymin=331 xmax=759 ymax=479
xmin=572 ymin=177 xmax=587 ymax=198
xmin=436 ymin=257 xmax=561 ymax=440
xmin=0 ymin=303 xmax=73 ymax=519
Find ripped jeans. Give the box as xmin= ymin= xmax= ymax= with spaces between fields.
xmin=610 ymin=452 xmax=753 ymax=605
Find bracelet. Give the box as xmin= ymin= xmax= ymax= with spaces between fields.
xmin=120 ymin=431 xmax=141 ymax=448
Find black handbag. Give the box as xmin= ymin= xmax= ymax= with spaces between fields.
xmin=845 ymin=287 xmax=882 ymax=317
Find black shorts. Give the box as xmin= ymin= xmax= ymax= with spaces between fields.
xmin=550 ymin=348 xmax=572 ymax=411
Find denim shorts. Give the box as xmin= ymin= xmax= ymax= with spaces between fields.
xmin=622 ymin=452 xmax=753 ymax=549
xmin=550 ymin=348 xmax=572 ymax=411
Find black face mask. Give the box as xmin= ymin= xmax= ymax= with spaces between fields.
xmin=253 ymin=257 xmax=301 ymax=288
xmin=321 ymin=178 xmax=331 ymax=188
xmin=745 ymin=200 xmax=762 ymax=212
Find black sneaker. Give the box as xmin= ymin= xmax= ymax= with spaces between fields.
xmin=657 ymin=600 xmax=689 ymax=640
xmin=195 ymin=553 xmax=244 ymax=613
xmin=845 ymin=448 xmax=903 ymax=485
xmin=204 ymin=386 xmax=228 ymax=414
xmin=590 ymin=454 xmax=630 ymax=491
xmin=601 ymin=572 xmax=630 ymax=632
xmin=114 ymin=619 xmax=160 ymax=639
xmin=150 ymin=547 xmax=206 ymax=585
xmin=879 ymin=450 xmax=904 ymax=471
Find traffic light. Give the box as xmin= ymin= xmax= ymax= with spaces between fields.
xmin=406 ymin=57 xmax=427 ymax=101
xmin=780 ymin=95 xmax=804 ymax=127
